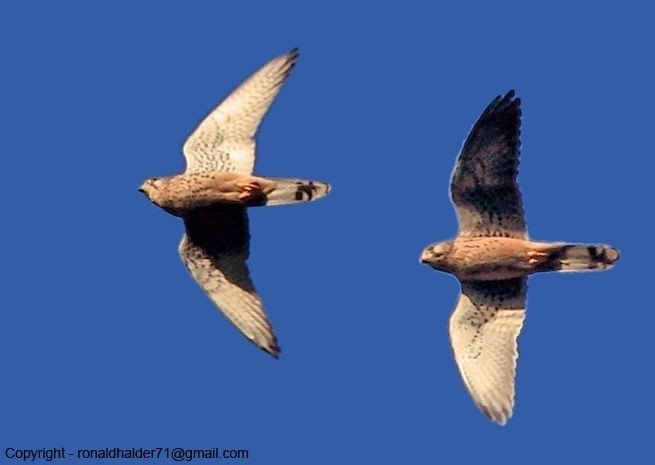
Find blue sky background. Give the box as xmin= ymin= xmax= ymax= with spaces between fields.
xmin=1 ymin=1 xmax=653 ymax=463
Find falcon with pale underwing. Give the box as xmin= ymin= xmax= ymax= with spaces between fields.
xmin=139 ymin=49 xmax=330 ymax=358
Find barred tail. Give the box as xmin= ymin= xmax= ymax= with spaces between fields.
xmin=264 ymin=178 xmax=331 ymax=206
xmin=540 ymin=244 xmax=620 ymax=272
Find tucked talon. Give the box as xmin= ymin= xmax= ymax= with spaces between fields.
xmin=527 ymin=251 xmax=547 ymax=258
xmin=527 ymin=250 xmax=548 ymax=265
xmin=238 ymin=180 xmax=261 ymax=200
xmin=527 ymin=250 xmax=544 ymax=257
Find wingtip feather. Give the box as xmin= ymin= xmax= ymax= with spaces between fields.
xmin=263 ymin=343 xmax=281 ymax=359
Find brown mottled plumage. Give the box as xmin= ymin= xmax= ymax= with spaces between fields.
xmin=420 ymin=91 xmax=620 ymax=425
xmin=139 ymin=49 xmax=330 ymax=358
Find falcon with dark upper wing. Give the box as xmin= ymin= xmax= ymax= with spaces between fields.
xmin=420 ymin=91 xmax=620 ymax=424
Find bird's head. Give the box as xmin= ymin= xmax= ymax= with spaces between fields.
xmin=138 ymin=177 xmax=166 ymax=204
xmin=420 ymin=240 xmax=453 ymax=271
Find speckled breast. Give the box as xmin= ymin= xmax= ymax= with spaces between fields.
xmin=157 ymin=172 xmax=257 ymax=216
xmin=449 ymin=237 xmax=534 ymax=281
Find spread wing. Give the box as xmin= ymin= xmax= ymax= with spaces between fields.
xmin=179 ymin=206 xmax=279 ymax=357
xmin=449 ymin=278 xmax=527 ymax=425
xmin=182 ymin=49 xmax=299 ymax=175
xmin=450 ymin=90 xmax=527 ymax=238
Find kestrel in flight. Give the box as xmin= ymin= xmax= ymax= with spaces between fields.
xmin=139 ymin=49 xmax=330 ymax=358
xmin=420 ymin=90 xmax=620 ymax=425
